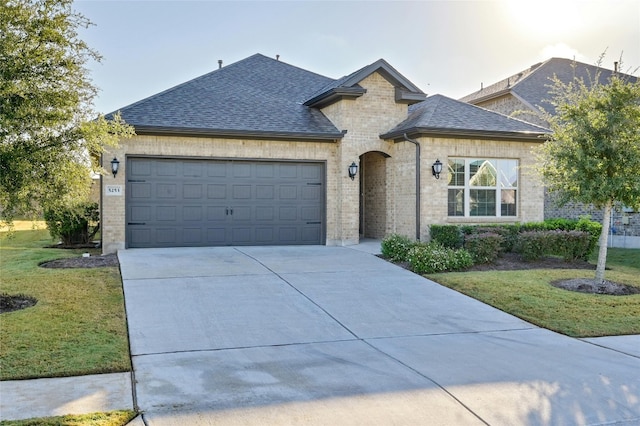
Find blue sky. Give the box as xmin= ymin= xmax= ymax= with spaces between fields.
xmin=73 ymin=0 xmax=640 ymax=114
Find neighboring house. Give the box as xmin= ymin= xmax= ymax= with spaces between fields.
xmin=460 ymin=57 xmax=640 ymax=246
xmin=101 ymin=53 xmax=547 ymax=253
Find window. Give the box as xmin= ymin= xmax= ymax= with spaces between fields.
xmin=448 ymin=158 xmax=518 ymax=217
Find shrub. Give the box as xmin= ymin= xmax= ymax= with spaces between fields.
xmin=464 ymin=233 xmax=504 ymax=264
xmin=575 ymin=216 xmax=602 ymax=256
xmin=516 ymin=231 xmax=549 ymax=261
xmin=381 ymin=234 xmax=415 ymax=262
xmin=430 ymin=225 xmax=463 ymax=249
xmin=516 ymin=229 xmax=593 ymax=262
xmin=44 ymin=202 xmax=99 ymax=246
xmin=553 ymin=230 xmax=593 ymax=261
xmin=408 ymin=242 xmax=473 ymax=274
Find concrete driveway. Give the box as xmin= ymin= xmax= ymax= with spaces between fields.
xmin=119 ymin=245 xmax=640 ymax=425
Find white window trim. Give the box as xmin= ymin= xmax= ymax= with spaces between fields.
xmin=448 ymin=158 xmax=518 ymax=218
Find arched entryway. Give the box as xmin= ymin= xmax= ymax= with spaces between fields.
xmin=359 ymin=151 xmax=390 ymax=239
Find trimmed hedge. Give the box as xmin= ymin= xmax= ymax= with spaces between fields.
xmin=432 ymin=217 xmax=601 ymax=262
xmin=516 ymin=230 xmax=592 ymax=262
xmin=465 ymin=232 xmax=504 ymax=264
xmin=430 ymin=225 xmax=463 ymax=249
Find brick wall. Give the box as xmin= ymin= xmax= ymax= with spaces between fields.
xmin=102 ymin=71 xmax=549 ymax=252
xmin=396 ymin=137 xmax=544 ymax=240
xmin=101 ymin=136 xmax=340 ymax=253
xmin=321 ymin=72 xmax=409 ymax=244
xmin=362 ymin=152 xmax=387 ymax=238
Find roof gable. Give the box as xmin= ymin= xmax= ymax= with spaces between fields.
xmin=111 ymin=53 xmax=344 ymax=141
xmin=382 ymin=94 xmax=548 ymax=141
xmin=304 ymin=59 xmax=426 ymax=108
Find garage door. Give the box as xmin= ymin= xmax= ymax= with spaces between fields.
xmin=126 ymin=158 xmax=325 ymax=248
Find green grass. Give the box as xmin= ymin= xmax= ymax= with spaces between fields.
xmin=426 ymin=248 xmax=640 ymax=337
xmin=0 ymin=410 xmax=137 ymax=426
xmin=0 ymin=228 xmax=131 ymax=380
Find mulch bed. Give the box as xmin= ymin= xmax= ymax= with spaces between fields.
xmin=383 ymin=252 xmax=638 ymax=296
xmin=39 ymin=254 xmax=119 ymax=269
xmin=1 ymin=293 xmax=37 ymax=314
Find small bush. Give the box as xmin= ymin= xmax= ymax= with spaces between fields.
xmin=575 ymin=216 xmax=602 ymax=256
xmin=516 ymin=231 xmax=549 ymax=261
xmin=465 ymin=233 xmax=504 ymax=264
xmin=44 ymin=202 xmax=99 ymax=246
xmin=381 ymin=234 xmax=415 ymax=262
xmin=552 ymin=230 xmax=593 ymax=261
xmin=408 ymin=242 xmax=473 ymax=274
xmin=430 ymin=225 xmax=463 ymax=249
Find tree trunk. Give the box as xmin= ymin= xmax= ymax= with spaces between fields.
xmin=595 ymin=200 xmax=612 ymax=284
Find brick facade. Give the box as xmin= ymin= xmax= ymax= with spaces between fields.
xmin=102 ymin=71 xmax=546 ymax=253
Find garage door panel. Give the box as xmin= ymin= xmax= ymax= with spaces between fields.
xmin=183 ymin=206 xmax=203 ymax=221
xmin=131 ymin=206 xmax=151 ymax=222
xmin=127 ymin=158 xmax=324 ymax=248
xmin=256 ymin=206 xmax=275 ymax=221
xmin=130 ymin=183 xmax=152 ymax=199
xmin=207 ymin=184 xmax=226 ymax=199
xmin=156 ymin=206 xmax=176 ymax=221
xmin=156 ymin=228 xmax=176 ymax=244
xmin=183 ymin=228 xmax=203 ymax=243
xmin=156 ymin=161 xmax=177 ymax=176
xmin=207 ymin=206 xmax=227 ymax=221
xmin=183 ymin=184 xmax=203 ymax=199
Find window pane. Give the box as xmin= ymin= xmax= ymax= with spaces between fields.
xmin=498 ymin=160 xmax=518 ymax=188
xmin=470 ymin=160 xmax=496 ymax=186
xmin=448 ymin=159 xmax=465 ymax=186
xmin=501 ymin=189 xmax=517 ymax=216
xmin=470 ymin=189 xmax=496 ymax=216
xmin=448 ymin=189 xmax=465 ymax=216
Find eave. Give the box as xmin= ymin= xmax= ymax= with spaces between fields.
xmin=303 ymin=87 xmax=367 ymax=108
xmin=134 ymin=125 xmax=346 ymax=143
xmin=381 ymin=126 xmax=547 ymax=143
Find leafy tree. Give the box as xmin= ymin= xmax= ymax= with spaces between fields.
xmin=0 ymin=0 xmax=134 ymax=223
xmin=536 ymin=61 xmax=640 ymax=284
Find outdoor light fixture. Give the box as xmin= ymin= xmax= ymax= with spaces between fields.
xmin=432 ymin=159 xmax=443 ymax=179
xmin=348 ymin=161 xmax=358 ymax=181
xmin=110 ymin=157 xmax=120 ymax=178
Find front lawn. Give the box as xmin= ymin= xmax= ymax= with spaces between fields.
xmin=0 ymin=410 xmax=137 ymax=426
xmin=0 ymin=227 xmax=130 ymax=380
xmin=426 ymin=248 xmax=640 ymax=337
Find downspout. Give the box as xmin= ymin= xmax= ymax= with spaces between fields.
xmin=396 ymin=133 xmax=421 ymax=241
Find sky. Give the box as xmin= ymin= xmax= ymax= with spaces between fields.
xmin=73 ymin=0 xmax=640 ymax=115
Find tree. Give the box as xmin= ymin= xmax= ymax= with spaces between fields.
xmin=0 ymin=0 xmax=134 ymax=223
xmin=536 ymin=61 xmax=640 ymax=284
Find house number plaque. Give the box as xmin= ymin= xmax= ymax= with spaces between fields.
xmin=105 ymin=185 xmax=123 ymax=196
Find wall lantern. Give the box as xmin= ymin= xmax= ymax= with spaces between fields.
xmin=348 ymin=161 xmax=358 ymax=181
xmin=110 ymin=157 xmax=120 ymax=178
xmin=432 ymin=159 xmax=443 ymax=179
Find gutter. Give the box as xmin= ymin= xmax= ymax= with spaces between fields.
xmin=395 ymin=133 xmax=421 ymax=241
xmin=134 ymin=126 xmax=346 ymax=143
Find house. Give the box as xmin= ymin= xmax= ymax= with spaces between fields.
xmin=460 ymin=57 xmax=640 ymax=245
xmin=101 ymin=53 xmax=547 ymax=253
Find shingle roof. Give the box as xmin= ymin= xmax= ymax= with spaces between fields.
xmin=304 ymin=59 xmax=427 ymax=108
xmin=382 ymin=94 xmax=549 ymax=141
xmin=460 ymin=58 xmax=637 ymax=114
xmin=110 ymin=53 xmax=345 ymax=140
